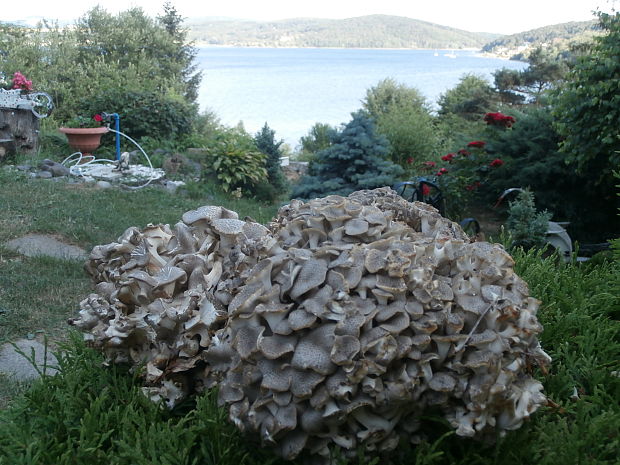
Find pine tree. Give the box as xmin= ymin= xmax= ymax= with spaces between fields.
xmin=292 ymin=111 xmax=403 ymax=199
xmin=254 ymin=123 xmax=288 ymax=197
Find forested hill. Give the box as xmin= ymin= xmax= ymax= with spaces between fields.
xmin=481 ymin=20 xmax=600 ymax=59
xmin=187 ymin=15 xmax=499 ymax=49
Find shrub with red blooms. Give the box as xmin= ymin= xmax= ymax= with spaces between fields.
xmin=11 ymin=71 xmax=33 ymax=91
xmin=484 ymin=112 xmax=515 ymax=128
xmin=490 ymin=158 xmax=504 ymax=167
xmin=467 ymin=140 xmax=486 ymax=148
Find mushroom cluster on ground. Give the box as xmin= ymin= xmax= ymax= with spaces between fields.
xmin=69 ymin=187 xmax=551 ymax=462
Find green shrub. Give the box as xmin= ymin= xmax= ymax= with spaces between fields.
xmin=506 ymin=189 xmax=552 ymax=250
xmin=77 ymin=89 xmax=196 ymax=142
xmin=204 ymin=129 xmax=267 ymax=194
xmin=254 ymin=123 xmax=289 ymax=199
xmin=292 ymin=111 xmax=403 ymax=200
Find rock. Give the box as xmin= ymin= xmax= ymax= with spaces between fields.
xmin=37 ymin=171 xmax=53 ymax=178
xmin=5 ymin=233 xmax=88 ymax=261
xmin=96 ymin=180 xmax=112 ymax=189
xmin=161 ymin=179 xmax=186 ymax=194
xmin=16 ymin=164 xmax=32 ymax=171
xmin=49 ymin=164 xmax=70 ymax=177
xmin=38 ymin=159 xmax=70 ymax=177
xmin=0 ymin=339 xmax=59 ymax=381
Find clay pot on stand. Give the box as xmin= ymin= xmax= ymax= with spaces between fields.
xmin=58 ymin=127 xmax=109 ymax=158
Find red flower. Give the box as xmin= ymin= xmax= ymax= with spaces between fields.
xmin=406 ymin=157 xmax=414 ymax=164
xmin=465 ymin=181 xmax=482 ymax=191
xmin=457 ymin=149 xmax=470 ymax=156
xmin=93 ymin=114 xmax=103 ymax=122
xmin=436 ymin=167 xmax=448 ymax=176
xmin=11 ymin=71 xmax=33 ymax=91
xmin=423 ymin=161 xmax=436 ymax=168
xmin=421 ymin=184 xmax=431 ymax=196
xmin=467 ymin=140 xmax=486 ymax=148
xmin=489 ymin=158 xmax=504 ymax=168
xmin=484 ymin=112 xmax=515 ymax=128
xmin=441 ymin=153 xmax=455 ymax=162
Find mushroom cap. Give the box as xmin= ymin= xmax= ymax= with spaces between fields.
xmin=182 ymin=205 xmax=222 ymax=225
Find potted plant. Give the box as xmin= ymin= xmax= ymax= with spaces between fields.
xmin=59 ymin=114 xmax=108 ymax=157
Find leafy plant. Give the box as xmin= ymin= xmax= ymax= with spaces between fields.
xmin=204 ymin=129 xmax=267 ymax=194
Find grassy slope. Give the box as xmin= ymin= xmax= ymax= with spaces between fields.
xmin=0 ymin=165 xmax=618 ymax=464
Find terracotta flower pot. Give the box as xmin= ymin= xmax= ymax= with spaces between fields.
xmin=59 ymin=127 xmax=109 ymax=157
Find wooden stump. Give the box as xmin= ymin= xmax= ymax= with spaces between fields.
xmin=0 ymin=108 xmax=40 ymax=157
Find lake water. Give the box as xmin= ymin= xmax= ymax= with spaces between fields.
xmin=196 ymin=47 xmax=527 ymax=148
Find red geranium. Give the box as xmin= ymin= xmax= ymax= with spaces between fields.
xmin=467 ymin=140 xmax=485 ymax=148
xmin=11 ymin=71 xmax=33 ymax=91
xmin=441 ymin=153 xmax=455 ymax=162
xmin=93 ymin=114 xmax=104 ymax=122
xmin=406 ymin=157 xmax=414 ymax=164
xmin=489 ymin=158 xmax=504 ymax=168
xmin=423 ymin=161 xmax=436 ymax=168
xmin=457 ymin=149 xmax=470 ymax=156
xmin=421 ymin=184 xmax=431 ymax=196
xmin=436 ymin=167 xmax=448 ymax=176
xmin=484 ymin=112 xmax=515 ymax=128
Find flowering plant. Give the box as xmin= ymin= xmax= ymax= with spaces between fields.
xmin=62 ymin=114 xmax=105 ymax=128
xmin=484 ymin=112 xmax=515 ymax=128
xmin=0 ymin=71 xmax=33 ymax=91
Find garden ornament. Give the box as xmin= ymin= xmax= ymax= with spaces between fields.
xmin=0 ymin=88 xmax=54 ymax=118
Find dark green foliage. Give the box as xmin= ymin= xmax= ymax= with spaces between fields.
xmin=506 ymin=190 xmax=551 ymax=250
xmin=493 ymin=48 xmax=567 ymax=104
xmin=480 ymin=107 xmax=618 ymax=242
xmin=78 ymin=89 xmax=196 ymax=141
xmin=254 ymin=123 xmax=289 ymax=198
xmin=437 ymin=74 xmax=498 ymax=121
xmin=292 ymin=111 xmax=403 ymax=199
xmin=552 ymin=12 xmax=620 ymax=183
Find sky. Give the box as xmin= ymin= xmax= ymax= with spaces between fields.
xmin=1 ymin=0 xmax=616 ymax=34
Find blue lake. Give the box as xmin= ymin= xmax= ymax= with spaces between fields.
xmin=196 ymin=47 xmax=527 ymax=148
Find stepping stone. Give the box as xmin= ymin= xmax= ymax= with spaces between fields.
xmin=0 ymin=339 xmax=59 ymax=381
xmin=5 ymin=234 xmax=88 ymax=261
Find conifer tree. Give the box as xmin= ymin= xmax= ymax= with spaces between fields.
xmin=292 ymin=111 xmax=403 ymax=199
xmin=254 ymin=123 xmax=288 ymax=195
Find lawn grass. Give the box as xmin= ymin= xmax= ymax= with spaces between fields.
xmin=0 ymin=157 xmax=618 ymax=464
xmin=0 ymin=164 xmax=280 ymax=343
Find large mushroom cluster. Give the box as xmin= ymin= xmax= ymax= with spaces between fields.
xmin=70 ymin=188 xmax=550 ymax=461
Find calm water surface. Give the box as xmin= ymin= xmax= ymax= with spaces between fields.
xmin=196 ymin=47 xmax=527 ymax=147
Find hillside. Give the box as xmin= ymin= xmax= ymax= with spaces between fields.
xmin=187 ymin=15 xmax=499 ymax=49
xmin=481 ymin=20 xmax=601 ymax=60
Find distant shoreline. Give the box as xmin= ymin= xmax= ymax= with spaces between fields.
xmin=195 ymin=44 xmax=521 ymax=61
